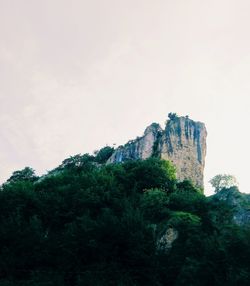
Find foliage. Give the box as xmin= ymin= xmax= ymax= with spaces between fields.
xmin=95 ymin=146 xmax=114 ymax=164
xmin=168 ymin=112 xmax=178 ymax=120
xmin=152 ymin=131 xmax=162 ymax=158
xmin=209 ymin=174 xmax=239 ymax=193
xmin=0 ymin=157 xmax=249 ymax=285
xmin=168 ymin=211 xmax=201 ymax=229
xmin=141 ymin=188 xmax=169 ymax=221
xmin=6 ymin=167 xmax=38 ymax=184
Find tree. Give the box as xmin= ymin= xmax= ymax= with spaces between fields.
xmin=141 ymin=188 xmax=169 ymax=221
xmin=123 ymin=158 xmax=176 ymax=192
xmin=209 ymin=174 xmax=238 ymax=193
xmin=168 ymin=113 xmax=178 ymax=120
xmin=59 ymin=153 xmax=95 ymax=169
xmin=95 ymin=146 xmax=114 ymax=164
xmin=6 ymin=167 xmax=38 ymax=183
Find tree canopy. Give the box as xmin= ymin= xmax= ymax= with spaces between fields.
xmin=209 ymin=174 xmax=239 ymax=193
xmin=0 ymin=157 xmax=249 ymax=285
xmin=6 ymin=167 xmax=38 ymax=183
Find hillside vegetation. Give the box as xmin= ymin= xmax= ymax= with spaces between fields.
xmin=0 ymin=151 xmax=250 ymax=285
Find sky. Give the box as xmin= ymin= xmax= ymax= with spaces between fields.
xmin=1 ymin=0 xmax=250 ymax=195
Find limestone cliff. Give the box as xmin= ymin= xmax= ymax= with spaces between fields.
xmin=160 ymin=116 xmax=207 ymax=188
xmin=108 ymin=115 xmax=207 ymax=188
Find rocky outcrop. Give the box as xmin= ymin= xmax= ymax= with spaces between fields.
xmin=160 ymin=117 xmax=207 ymax=188
xmin=156 ymin=227 xmax=178 ymax=253
xmin=108 ymin=116 xmax=207 ymax=189
xmin=108 ymin=123 xmax=162 ymax=162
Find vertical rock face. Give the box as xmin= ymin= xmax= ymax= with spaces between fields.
xmin=160 ymin=117 xmax=207 ymax=188
xmin=109 ymin=123 xmax=163 ymax=162
xmin=108 ymin=116 xmax=207 ymax=189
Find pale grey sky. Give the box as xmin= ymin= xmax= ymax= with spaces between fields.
xmin=1 ymin=0 xmax=250 ymax=194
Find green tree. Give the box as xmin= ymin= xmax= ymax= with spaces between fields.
xmin=122 ymin=158 xmax=176 ymax=193
xmin=1 ymin=153 xmax=250 ymax=286
xmin=209 ymin=174 xmax=238 ymax=193
xmin=6 ymin=167 xmax=38 ymax=183
xmin=141 ymin=188 xmax=169 ymax=221
xmin=168 ymin=112 xmax=178 ymax=120
xmin=95 ymin=146 xmax=114 ymax=164
xmin=59 ymin=153 xmax=95 ymax=170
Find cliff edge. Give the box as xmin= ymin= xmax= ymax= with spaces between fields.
xmin=108 ymin=115 xmax=207 ymax=189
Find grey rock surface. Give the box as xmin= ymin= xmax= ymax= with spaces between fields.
xmin=108 ymin=116 xmax=207 ymax=188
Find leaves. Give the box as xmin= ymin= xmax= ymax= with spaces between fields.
xmin=0 ymin=157 xmax=249 ymax=285
xmin=209 ymin=174 xmax=239 ymax=193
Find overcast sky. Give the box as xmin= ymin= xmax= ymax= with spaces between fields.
xmin=1 ymin=0 xmax=250 ymax=194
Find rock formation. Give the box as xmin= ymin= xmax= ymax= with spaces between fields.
xmin=108 ymin=115 xmax=207 ymax=189
xmin=156 ymin=227 xmax=178 ymax=253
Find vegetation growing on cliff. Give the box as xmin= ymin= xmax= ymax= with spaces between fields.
xmin=0 ymin=155 xmax=249 ymax=285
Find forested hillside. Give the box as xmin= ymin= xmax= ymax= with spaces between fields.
xmin=0 ymin=151 xmax=249 ymax=285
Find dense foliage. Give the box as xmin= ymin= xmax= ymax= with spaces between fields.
xmin=0 ymin=155 xmax=249 ymax=285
